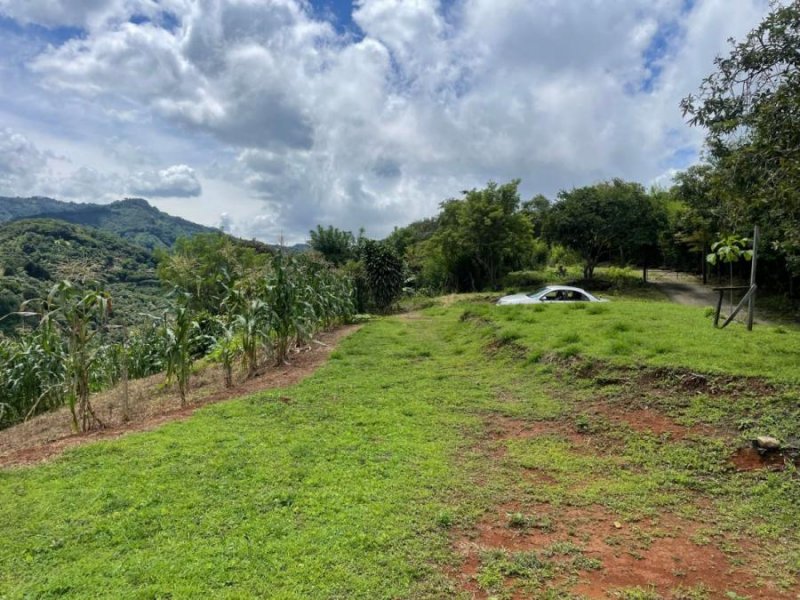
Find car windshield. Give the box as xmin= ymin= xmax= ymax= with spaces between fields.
xmin=526 ymin=287 xmax=550 ymax=298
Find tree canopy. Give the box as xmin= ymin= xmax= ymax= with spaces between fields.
xmin=546 ymin=179 xmax=664 ymax=279
xmin=308 ymin=225 xmax=356 ymax=267
xmin=681 ymin=1 xmax=800 ymax=276
xmin=429 ymin=180 xmax=534 ymax=290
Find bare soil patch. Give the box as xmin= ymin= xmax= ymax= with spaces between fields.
xmin=450 ymin=410 xmax=796 ymax=598
xmin=452 ymin=499 xmax=793 ymax=599
xmin=586 ymin=402 xmax=720 ymax=440
xmin=0 ymin=325 xmax=360 ymax=468
xmin=732 ymin=446 xmax=800 ymax=472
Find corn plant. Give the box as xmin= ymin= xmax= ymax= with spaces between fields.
xmin=0 ymin=323 xmax=66 ymax=428
xmin=210 ymin=317 xmax=240 ymax=388
xmin=265 ymin=252 xmax=308 ymax=364
xmin=162 ymin=297 xmax=197 ymax=406
xmin=15 ymin=281 xmax=113 ymax=431
xmin=224 ymin=280 xmax=270 ymax=378
xmin=126 ymin=320 xmax=168 ymax=379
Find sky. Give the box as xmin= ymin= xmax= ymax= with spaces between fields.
xmin=0 ymin=0 xmax=773 ymax=244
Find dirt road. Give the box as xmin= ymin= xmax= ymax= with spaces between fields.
xmin=649 ymin=270 xmax=770 ymax=324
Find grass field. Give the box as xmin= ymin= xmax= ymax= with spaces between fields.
xmin=1 ymin=298 xmax=799 ymax=598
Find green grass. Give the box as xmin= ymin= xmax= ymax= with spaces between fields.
xmin=1 ymin=297 xmax=799 ymax=598
xmin=479 ymin=299 xmax=800 ymax=382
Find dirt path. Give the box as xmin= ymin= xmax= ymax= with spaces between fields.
xmin=649 ymin=269 xmax=772 ymax=324
xmin=0 ymin=325 xmax=360 ymax=469
xmin=652 ymin=280 xmax=719 ymax=307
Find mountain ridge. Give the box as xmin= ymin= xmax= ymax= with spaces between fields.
xmin=0 ymin=196 xmax=218 ymax=250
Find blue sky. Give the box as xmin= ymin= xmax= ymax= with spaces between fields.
xmin=0 ymin=0 xmax=771 ymax=242
xmin=311 ymin=0 xmax=356 ymax=31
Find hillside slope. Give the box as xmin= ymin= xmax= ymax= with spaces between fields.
xmin=0 ymin=219 xmax=165 ymax=326
xmin=22 ymin=197 xmax=217 ymax=249
xmin=0 ymin=197 xmax=86 ymax=222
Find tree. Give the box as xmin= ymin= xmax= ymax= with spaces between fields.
xmin=309 ymin=225 xmax=355 ymax=267
xmin=157 ymin=233 xmax=268 ymax=312
xmin=430 ymin=180 xmax=535 ymax=290
xmin=546 ymin=179 xmax=663 ymax=279
xmin=681 ymin=2 xmax=800 ymax=281
xmin=668 ymin=165 xmax=725 ymax=283
xmin=521 ymin=194 xmax=552 ymax=238
xmin=360 ymin=240 xmax=404 ymax=312
xmin=385 ymin=218 xmax=439 ymax=257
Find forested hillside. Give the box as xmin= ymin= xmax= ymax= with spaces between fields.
xmin=0 ymin=197 xmax=85 ymax=222
xmin=7 ymin=197 xmax=216 ymax=249
xmin=0 ymin=219 xmax=164 ymax=329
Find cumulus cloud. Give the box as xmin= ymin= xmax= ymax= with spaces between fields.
xmin=128 ymin=164 xmax=202 ymax=197
xmin=0 ymin=0 xmax=775 ymax=240
xmin=0 ymin=0 xmax=188 ymax=30
xmin=0 ymin=128 xmax=201 ymax=201
xmin=0 ymin=128 xmax=50 ymax=193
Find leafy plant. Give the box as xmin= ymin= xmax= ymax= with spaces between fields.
xmin=707 ymin=234 xmax=753 ymax=310
xmin=361 ymin=240 xmax=403 ymax=312
xmin=162 ymin=296 xmax=198 ymax=406
xmin=29 ymin=281 xmax=112 ymax=431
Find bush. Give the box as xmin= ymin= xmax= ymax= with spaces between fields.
xmin=502 ymin=271 xmax=548 ymax=289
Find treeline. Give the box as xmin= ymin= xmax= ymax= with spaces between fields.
xmin=311 ymin=173 xmax=788 ymax=295
xmin=0 ymin=233 xmax=355 ymax=430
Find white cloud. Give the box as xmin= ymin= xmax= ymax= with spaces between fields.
xmin=0 ymin=128 xmax=202 ymax=201
xmin=0 ymin=0 xmax=775 ymax=241
xmin=128 ymin=164 xmax=202 ymax=197
xmin=0 ymin=0 xmax=188 ymax=30
xmin=0 ymin=128 xmax=50 ymax=193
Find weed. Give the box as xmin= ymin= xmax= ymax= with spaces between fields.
xmin=613 ymin=586 xmax=662 ymax=600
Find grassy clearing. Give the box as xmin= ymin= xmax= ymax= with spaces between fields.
xmin=1 ymin=298 xmax=799 ymax=598
xmin=468 ymin=299 xmax=800 ymax=382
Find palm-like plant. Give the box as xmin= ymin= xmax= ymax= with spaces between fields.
xmin=162 ymin=297 xmax=197 ymax=406
xmin=707 ymin=234 xmax=753 ymax=311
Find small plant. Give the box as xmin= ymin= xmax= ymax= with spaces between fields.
xmin=162 ymin=297 xmax=198 ymax=406
xmin=507 ymin=512 xmax=528 ymax=529
xmin=575 ymin=414 xmax=591 ymax=433
xmin=612 ymin=586 xmax=662 ymax=600
xmin=707 ymin=234 xmax=753 ymax=311
xmin=436 ymin=511 xmax=454 ymax=528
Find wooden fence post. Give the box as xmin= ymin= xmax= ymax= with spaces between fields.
xmin=747 ymin=226 xmax=759 ymax=331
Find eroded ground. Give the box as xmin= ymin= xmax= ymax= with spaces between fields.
xmin=447 ymin=307 xmax=799 ymax=599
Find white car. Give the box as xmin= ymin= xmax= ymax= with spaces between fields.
xmin=496 ymin=285 xmax=606 ymax=305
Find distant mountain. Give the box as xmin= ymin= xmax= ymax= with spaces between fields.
xmin=0 ymin=197 xmax=86 ymax=222
xmin=0 ymin=218 xmax=166 ymax=329
xmin=0 ymin=197 xmax=219 ymax=250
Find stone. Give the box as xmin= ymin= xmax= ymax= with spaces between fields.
xmin=754 ymin=436 xmax=781 ymax=450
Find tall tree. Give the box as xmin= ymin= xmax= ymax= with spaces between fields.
xmin=668 ymin=165 xmax=726 ymax=283
xmin=431 ymin=180 xmax=534 ymax=290
xmin=546 ymin=179 xmax=664 ymax=280
xmin=681 ymin=1 xmax=800 ymax=280
xmin=309 ymin=225 xmax=355 ymax=267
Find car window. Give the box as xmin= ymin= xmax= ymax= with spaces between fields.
xmin=569 ymin=291 xmax=589 ymax=301
xmin=542 ymin=290 xmax=564 ymax=301
xmin=526 ymin=287 xmax=549 ymax=298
